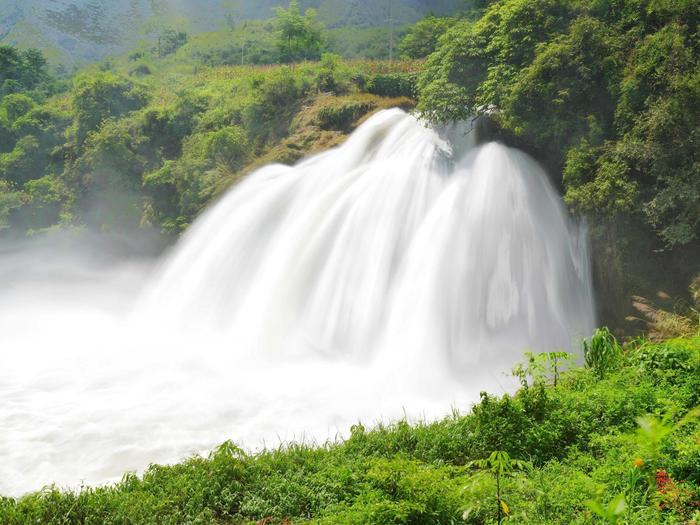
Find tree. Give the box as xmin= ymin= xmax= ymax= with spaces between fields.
xmin=467 ymin=451 xmax=530 ymax=525
xmin=157 ymin=28 xmax=188 ymax=57
xmin=72 ymin=72 xmax=149 ymax=145
xmin=0 ymin=46 xmax=50 ymax=96
xmin=0 ymin=46 xmax=24 ymax=91
xmin=273 ymin=0 xmax=323 ymax=63
xmin=399 ymin=16 xmax=456 ymax=59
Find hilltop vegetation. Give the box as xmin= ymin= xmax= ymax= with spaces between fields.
xmin=0 ymin=0 xmax=438 ymax=237
xmin=1 ymin=330 xmax=698 ymax=524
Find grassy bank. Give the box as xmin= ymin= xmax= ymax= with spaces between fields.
xmin=1 ymin=332 xmax=698 ymax=524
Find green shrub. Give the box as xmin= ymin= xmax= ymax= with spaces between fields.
xmin=367 ymin=73 xmax=417 ymax=98
xmin=72 ymin=72 xmax=149 ymax=144
xmin=315 ymin=53 xmax=352 ymax=95
xmin=584 ymin=327 xmax=623 ymax=378
xmin=244 ymin=68 xmax=311 ymax=146
xmin=0 ymin=136 xmax=44 ymax=185
xmin=0 ymin=178 xmax=23 ymax=230
xmin=0 ymin=94 xmax=35 ymax=122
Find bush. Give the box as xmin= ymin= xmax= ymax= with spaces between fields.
xmin=315 ymin=53 xmax=352 ymax=95
xmin=0 ymin=178 xmax=23 ymax=230
xmin=72 ymin=72 xmax=149 ymax=144
xmin=367 ymin=73 xmax=417 ymax=98
xmin=1 ymin=94 xmax=35 ymax=122
xmin=244 ymin=68 xmax=311 ymax=146
xmin=584 ymin=327 xmax=623 ymax=378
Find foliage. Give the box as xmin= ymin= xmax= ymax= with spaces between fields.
xmin=326 ymin=26 xmax=407 ymax=60
xmin=584 ymin=327 xmax=623 ymax=378
xmin=315 ymin=97 xmax=377 ymax=132
xmin=467 ymin=451 xmax=530 ymax=524
xmin=0 ymin=39 xmax=422 ymax=237
xmin=366 ymin=73 xmax=418 ymax=98
xmin=512 ymin=350 xmax=574 ymax=388
xmin=630 ymin=286 xmax=700 ymax=341
xmin=315 ymin=53 xmax=353 ymax=95
xmin=72 ymin=72 xmax=149 ymax=145
xmin=274 ymin=0 xmax=324 ymax=63
xmin=0 ymin=45 xmax=52 ymax=97
xmin=155 ymin=28 xmax=188 ymax=58
xmin=0 ymin=179 xmax=23 ymax=230
xmin=399 ymin=16 xmax=456 ymax=59
xmin=417 ymin=0 xmax=700 ymax=251
xmin=586 ymin=493 xmax=627 ymax=524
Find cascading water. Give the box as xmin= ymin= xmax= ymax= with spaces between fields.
xmin=0 ymin=109 xmax=594 ymax=496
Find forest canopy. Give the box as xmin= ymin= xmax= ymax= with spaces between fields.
xmin=417 ymin=0 xmax=700 ymax=250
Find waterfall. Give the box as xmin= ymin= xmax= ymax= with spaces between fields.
xmin=0 ymin=108 xmax=594 ymax=495
xmin=141 ymin=108 xmax=593 ymax=373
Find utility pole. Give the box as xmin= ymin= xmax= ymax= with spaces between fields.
xmin=388 ymin=0 xmax=394 ymax=62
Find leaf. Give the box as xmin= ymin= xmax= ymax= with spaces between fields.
xmin=609 ymin=493 xmax=627 ymax=515
xmin=500 ymin=499 xmax=510 ymax=516
xmin=585 ymin=499 xmax=605 ymax=518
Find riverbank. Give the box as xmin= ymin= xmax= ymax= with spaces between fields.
xmin=2 ymin=332 xmax=698 ymax=524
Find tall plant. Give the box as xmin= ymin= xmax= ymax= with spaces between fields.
xmin=467 ymin=451 xmax=530 ymax=524
xmin=583 ymin=327 xmax=622 ymax=378
xmin=273 ymin=0 xmax=323 ymax=63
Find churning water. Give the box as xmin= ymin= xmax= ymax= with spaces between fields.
xmin=0 ymin=109 xmax=594 ymax=495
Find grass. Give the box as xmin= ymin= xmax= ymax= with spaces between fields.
xmin=1 ymin=334 xmax=698 ymax=524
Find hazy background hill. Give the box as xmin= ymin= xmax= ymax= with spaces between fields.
xmin=0 ymin=0 xmax=466 ymax=68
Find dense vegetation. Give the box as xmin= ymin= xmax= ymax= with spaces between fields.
xmin=0 ymin=46 xmax=418 ymax=236
xmin=1 ymin=327 xmax=698 ymax=524
xmin=416 ymin=0 xmax=700 ymax=322
xmin=0 ymin=0 xmax=443 ymax=237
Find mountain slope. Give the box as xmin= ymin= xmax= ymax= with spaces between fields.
xmin=0 ymin=0 xmax=466 ymax=67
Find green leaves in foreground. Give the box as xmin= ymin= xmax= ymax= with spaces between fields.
xmin=587 ymin=493 xmax=628 ymax=524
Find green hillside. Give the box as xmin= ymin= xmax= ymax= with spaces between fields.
xmin=0 ymin=0 xmax=467 ymax=68
xmin=0 ymin=45 xmax=420 ymax=236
